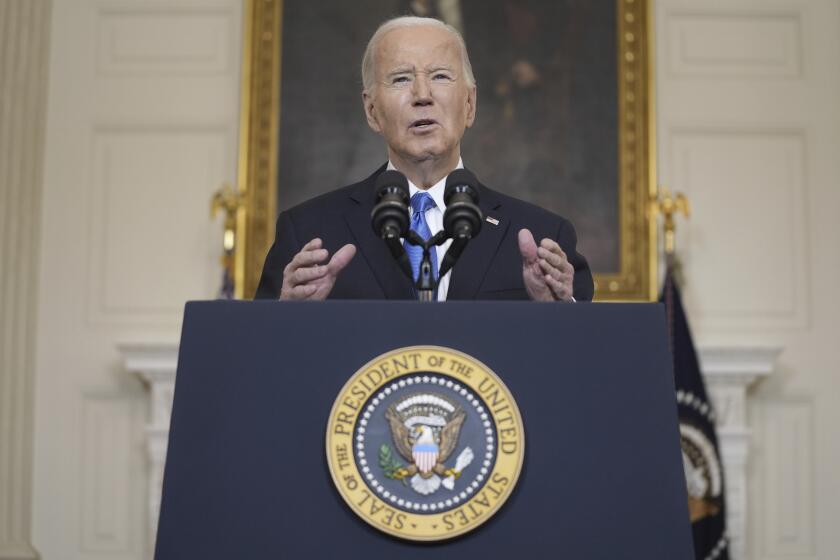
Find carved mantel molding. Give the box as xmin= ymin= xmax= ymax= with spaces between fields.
xmin=698 ymin=346 xmax=781 ymax=560
xmin=121 ymin=342 xmax=780 ymax=557
xmin=118 ymin=342 xmax=179 ymax=551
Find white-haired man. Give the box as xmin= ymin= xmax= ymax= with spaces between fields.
xmin=256 ymin=16 xmax=594 ymax=302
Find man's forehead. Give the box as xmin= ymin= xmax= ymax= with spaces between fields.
xmin=377 ymin=26 xmax=461 ymax=70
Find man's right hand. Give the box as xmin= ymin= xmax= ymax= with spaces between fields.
xmin=280 ymin=238 xmax=356 ymax=300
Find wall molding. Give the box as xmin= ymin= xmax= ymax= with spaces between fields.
xmin=96 ymin=5 xmax=235 ymax=77
xmin=663 ymin=127 xmax=810 ymax=332
xmin=665 ymin=10 xmax=803 ymax=79
xmin=85 ymin=125 xmax=231 ymax=327
xmin=0 ymin=1 xmax=51 ymax=558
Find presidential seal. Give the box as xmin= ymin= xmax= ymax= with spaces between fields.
xmin=326 ymin=346 xmax=524 ymax=541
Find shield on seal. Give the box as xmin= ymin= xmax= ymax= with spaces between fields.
xmin=411 ymin=425 xmax=439 ymax=474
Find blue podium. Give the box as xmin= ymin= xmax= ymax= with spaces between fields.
xmin=154 ymin=301 xmax=693 ymax=558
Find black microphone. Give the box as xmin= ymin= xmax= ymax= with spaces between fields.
xmin=443 ymin=169 xmax=482 ymax=240
xmin=439 ymin=169 xmax=483 ymax=278
xmin=371 ymin=170 xmax=410 ymax=240
xmin=371 ymin=170 xmax=413 ymax=280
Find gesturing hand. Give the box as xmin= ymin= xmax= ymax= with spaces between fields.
xmin=518 ymin=229 xmax=575 ymax=302
xmin=279 ymin=238 xmax=357 ymax=300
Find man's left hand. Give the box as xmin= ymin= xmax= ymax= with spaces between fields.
xmin=518 ymin=229 xmax=575 ymax=302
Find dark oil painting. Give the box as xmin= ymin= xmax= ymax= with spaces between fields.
xmin=276 ymin=0 xmax=618 ymax=272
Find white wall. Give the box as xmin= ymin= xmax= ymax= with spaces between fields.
xmin=656 ymin=0 xmax=840 ymax=558
xmin=29 ymin=1 xmax=242 ymax=558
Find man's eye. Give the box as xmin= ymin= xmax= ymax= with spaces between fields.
xmin=433 ymin=73 xmax=453 ymax=80
xmin=392 ymin=76 xmax=410 ymax=84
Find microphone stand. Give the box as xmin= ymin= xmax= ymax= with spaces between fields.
xmin=405 ymin=230 xmax=448 ymax=302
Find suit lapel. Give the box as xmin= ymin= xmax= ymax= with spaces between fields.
xmin=343 ymin=168 xmax=414 ymax=300
xmin=447 ymin=184 xmax=509 ymax=300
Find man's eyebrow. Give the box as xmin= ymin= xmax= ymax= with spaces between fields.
xmin=385 ymin=67 xmax=414 ymax=77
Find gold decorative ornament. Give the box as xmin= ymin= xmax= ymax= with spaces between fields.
xmin=651 ymin=186 xmax=690 ymax=257
xmin=211 ymin=183 xmax=244 ymax=296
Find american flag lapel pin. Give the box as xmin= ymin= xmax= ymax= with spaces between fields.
xmin=486 ymin=216 xmax=500 ymax=226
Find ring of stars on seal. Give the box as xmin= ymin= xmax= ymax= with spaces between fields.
xmin=326 ymin=346 xmax=525 ymax=541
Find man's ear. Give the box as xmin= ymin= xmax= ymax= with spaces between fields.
xmin=465 ymin=85 xmax=477 ymax=128
xmin=362 ymin=91 xmax=382 ymax=133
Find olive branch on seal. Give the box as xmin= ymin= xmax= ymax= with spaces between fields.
xmin=379 ymin=444 xmax=408 ymax=485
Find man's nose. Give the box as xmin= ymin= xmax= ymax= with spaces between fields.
xmin=411 ymin=74 xmax=433 ymax=106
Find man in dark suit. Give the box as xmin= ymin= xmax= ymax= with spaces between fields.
xmin=256 ymin=16 xmax=593 ymax=302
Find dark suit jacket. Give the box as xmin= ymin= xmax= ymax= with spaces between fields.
xmin=255 ymin=167 xmax=594 ymax=301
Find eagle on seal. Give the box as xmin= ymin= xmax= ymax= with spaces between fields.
xmin=382 ymin=392 xmax=477 ymax=495
xmin=386 ymin=406 xmax=465 ymax=476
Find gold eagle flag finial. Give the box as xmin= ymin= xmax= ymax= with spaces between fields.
xmin=210 ymin=183 xmax=243 ymax=298
xmin=651 ymin=186 xmax=690 ymax=264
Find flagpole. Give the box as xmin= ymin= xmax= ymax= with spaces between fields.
xmin=653 ymin=187 xmax=731 ymax=560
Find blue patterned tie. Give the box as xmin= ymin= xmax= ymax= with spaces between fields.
xmin=405 ymin=192 xmax=438 ymax=282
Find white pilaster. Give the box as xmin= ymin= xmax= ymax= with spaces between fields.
xmin=0 ymin=1 xmax=51 ymax=558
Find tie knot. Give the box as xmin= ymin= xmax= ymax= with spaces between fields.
xmin=410 ymin=192 xmax=437 ymax=213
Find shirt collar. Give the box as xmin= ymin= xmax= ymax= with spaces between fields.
xmin=386 ymin=158 xmax=464 ymax=210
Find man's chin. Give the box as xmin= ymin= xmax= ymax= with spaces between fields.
xmin=399 ymin=144 xmax=452 ymax=164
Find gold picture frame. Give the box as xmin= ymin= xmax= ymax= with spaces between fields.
xmin=234 ymin=0 xmax=657 ymax=301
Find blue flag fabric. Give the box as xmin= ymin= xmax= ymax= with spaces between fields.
xmin=660 ymin=267 xmax=729 ymax=560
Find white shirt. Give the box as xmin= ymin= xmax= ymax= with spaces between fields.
xmin=387 ymin=159 xmax=462 ymax=301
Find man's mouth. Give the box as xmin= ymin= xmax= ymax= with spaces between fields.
xmin=410 ymin=119 xmax=438 ymax=130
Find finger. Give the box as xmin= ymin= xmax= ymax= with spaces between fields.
xmin=327 ymin=244 xmax=357 ymax=275
xmin=517 ymin=229 xmax=538 ymax=264
xmin=301 ymin=238 xmax=323 ymax=251
xmin=537 ymin=246 xmax=567 ymax=270
xmin=544 ymin=274 xmax=572 ymax=301
xmin=539 ymin=237 xmax=562 ymax=253
xmin=540 ymin=238 xmax=568 ymax=264
xmin=539 ymin=247 xmax=574 ymax=276
xmin=291 ymin=284 xmax=319 ymax=299
xmin=538 ymin=258 xmax=563 ymax=281
xmin=292 ymin=264 xmax=329 ymax=284
xmin=289 ymin=248 xmax=329 ymax=270
xmin=279 ymin=283 xmax=318 ymax=300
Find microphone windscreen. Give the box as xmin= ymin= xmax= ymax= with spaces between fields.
xmin=374 ymin=169 xmax=409 ymax=198
xmin=444 ymin=169 xmax=479 ymax=205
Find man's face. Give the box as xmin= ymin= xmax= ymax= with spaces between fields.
xmin=363 ymin=25 xmax=477 ymax=168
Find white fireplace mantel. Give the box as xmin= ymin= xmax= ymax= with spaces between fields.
xmin=118 ymin=341 xmax=179 ymax=550
xmin=120 ymin=342 xmax=780 ymax=558
xmin=698 ymin=346 xmax=781 ymax=560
